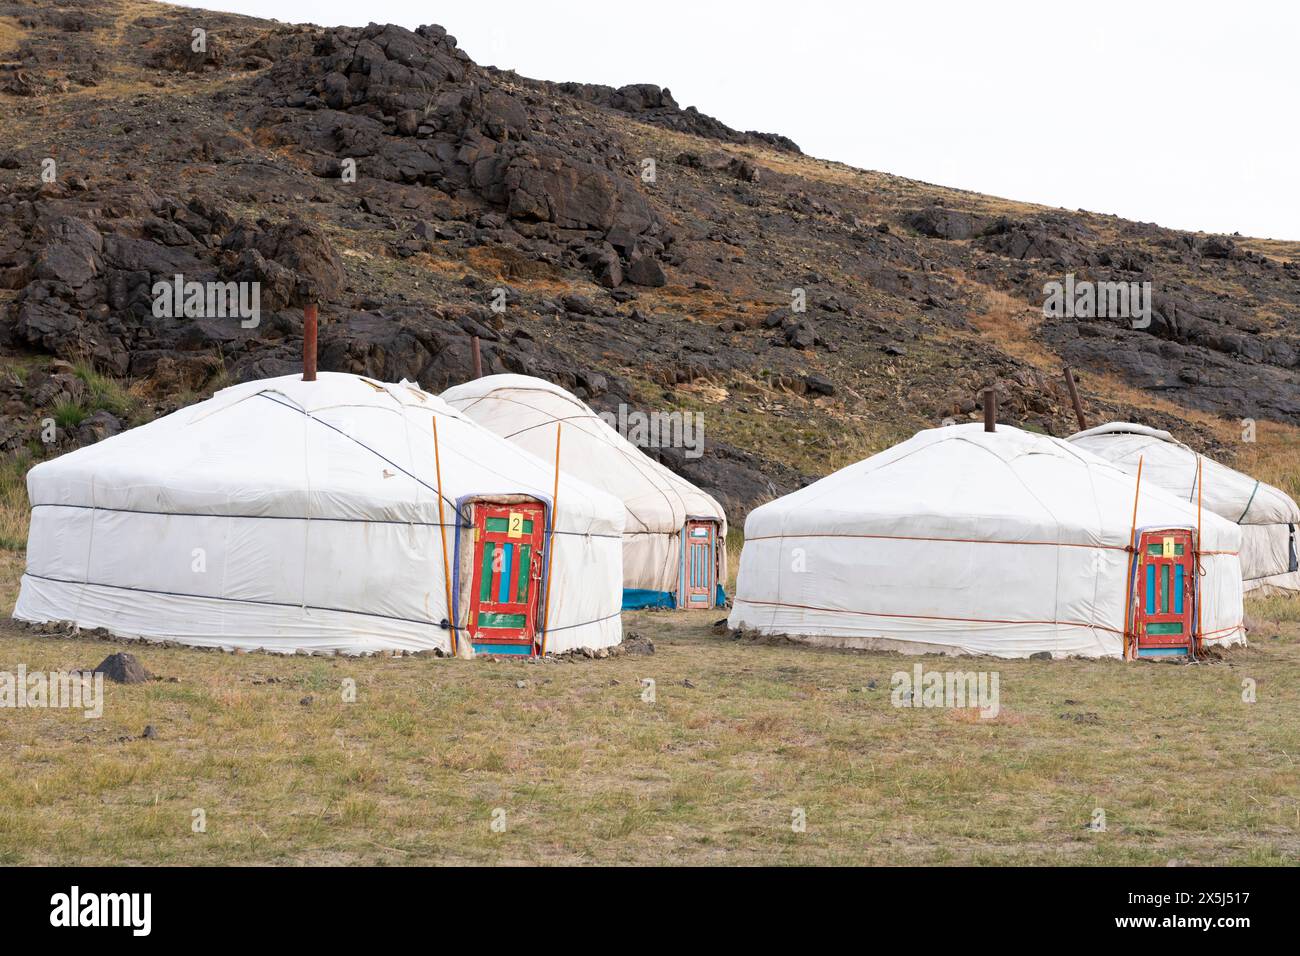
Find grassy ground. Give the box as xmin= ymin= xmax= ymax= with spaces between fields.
xmin=0 ymin=584 xmax=1296 ymax=865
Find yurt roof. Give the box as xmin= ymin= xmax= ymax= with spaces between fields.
xmin=28 ymin=372 xmax=625 ymax=534
xmin=440 ymin=374 xmax=725 ymax=535
xmin=1067 ymin=422 xmax=1300 ymax=527
xmin=747 ymin=423 xmax=1240 ymax=551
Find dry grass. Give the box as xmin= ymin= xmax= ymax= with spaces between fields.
xmin=0 ymin=596 xmax=1295 ymax=865
xmin=1232 ymin=421 xmax=1300 ymax=503
xmin=0 ymin=16 xmax=28 ymax=59
xmin=0 ymin=452 xmax=36 ymax=553
xmin=949 ymin=278 xmax=1060 ymax=367
xmin=1239 ymin=237 xmax=1300 ymax=261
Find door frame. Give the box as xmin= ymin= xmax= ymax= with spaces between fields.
xmin=678 ymin=518 xmax=719 ymax=610
xmin=1130 ymin=527 xmax=1196 ymax=659
xmin=464 ymin=499 xmax=547 ymax=656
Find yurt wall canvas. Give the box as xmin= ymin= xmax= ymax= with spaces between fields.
xmin=15 ymin=373 xmax=626 ymax=656
xmin=441 ymin=374 xmax=728 ymax=610
xmin=1068 ymin=423 xmax=1300 ymax=593
xmin=729 ymin=424 xmax=1245 ymax=660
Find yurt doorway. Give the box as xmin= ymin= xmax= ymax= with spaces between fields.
xmin=468 ymin=502 xmax=546 ymax=655
xmin=1134 ymin=529 xmax=1195 ymax=658
xmin=680 ymin=519 xmax=719 ymax=609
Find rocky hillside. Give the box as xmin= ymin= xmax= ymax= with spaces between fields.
xmin=1 ymin=0 xmax=1298 ymax=520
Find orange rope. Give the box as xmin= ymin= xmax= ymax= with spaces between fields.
xmin=727 ymin=604 xmax=1252 ymax=643
xmin=538 ymin=423 xmax=562 ymax=657
xmin=1202 ymin=622 xmax=1246 ymax=639
xmin=742 ymin=530 xmax=1235 ymax=557
xmin=432 ymin=416 xmax=458 ymax=658
xmin=1195 ymin=455 xmax=1204 ymax=657
xmin=1122 ymin=456 xmax=1144 ymax=660
xmin=732 ymin=597 xmax=1124 ymax=635
xmin=743 ymin=531 xmax=1129 ymax=551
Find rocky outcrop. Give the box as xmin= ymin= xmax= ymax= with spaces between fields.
xmin=0 ymin=176 xmax=348 ymax=376
xmin=904 ymin=207 xmax=983 ymax=241
xmin=251 ymin=23 xmax=670 ymax=287
xmin=551 ymin=80 xmax=800 ymax=154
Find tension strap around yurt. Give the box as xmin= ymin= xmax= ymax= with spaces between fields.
xmin=1235 ymin=480 xmax=1260 ymax=524
xmin=432 ymin=415 xmax=459 ymax=658
xmin=1195 ymin=455 xmax=1205 ymax=656
xmin=1122 ymin=456 xmax=1144 ymax=660
xmin=539 ymin=422 xmax=562 ymax=657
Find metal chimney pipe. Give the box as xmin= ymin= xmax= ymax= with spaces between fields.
xmin=303 ymin=303 xmax=318 ymax=382
xmin=983 ymin=388 xmax=997 ymax=432
xmin=1063 ymin=365 xmax=1088 ymax=432
xmin=471 ymin=335 xmax=483 ymax=379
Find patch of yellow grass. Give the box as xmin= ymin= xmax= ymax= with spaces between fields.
xmin=1250 ymin=591 xmax=1300 ymax=625
xmin=0 ymin=603 xmax=1294 ymax=865
xmin=949 ymin=279 xmax=1058 ymax=368
xmin=464 ymin=245 xmax=567 ymax=283
xmin=0 ymin=16 xmax=29 ymax=59
xmin=1232 ymin=421 xmax=1300 ymax=503
xmin=0 ymin=453 xmax=33 ymax=553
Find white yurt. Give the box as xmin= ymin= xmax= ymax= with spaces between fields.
xmin=1068 ymin=422 xmax=1300 ymax=593
xmin=441 ymin=374 xmax=728 ymax=610
xmin=14 ymin=372 xmax=625 ymax=656
xmin=729 ymin=423 xmax=1245 ymax=659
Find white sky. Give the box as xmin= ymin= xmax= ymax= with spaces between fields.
xmin=176 ymin=0 xmax=1299 ymax=239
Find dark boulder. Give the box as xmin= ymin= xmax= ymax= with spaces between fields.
xmin=905 ymin=207 xmax=979 ymax=241
xmin=251 ymin=218 xmax=345 ymax=306
xmin=75 ymin=409 xmax=123 ymax=445
xmin=500 ymin=149 xmax=657 ymax=235
xmin=804 ymin=373 xmax=835 ymax=396
xmin=94 ymin=652 xmax=152 ymax=684
xmin=626 ymin=255 xmax=667 ymax=287
xmin=33 ymin=215 xmax=102 ymax=288
xmin=1199 ymin=235 xmax=1237 ymax=259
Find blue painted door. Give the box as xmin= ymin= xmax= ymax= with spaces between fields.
xmin=468 ymin=502 xmax=545 ymax=655
xmin=1135 ymin=529 xmax=1194 ymax=658
xmin=682 ymin=521 xmax=717 ymax=609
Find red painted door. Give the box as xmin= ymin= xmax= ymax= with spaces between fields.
xmin=467 ymin=502 xmax=546 ymax=655
xmin=1134 ymin=529 xmax=1195 ymax=658
xmin=681 ymin=520 xmax=717 ymax=609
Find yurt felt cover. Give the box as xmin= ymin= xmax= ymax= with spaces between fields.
xmin=730 ymin=424 xmax=1245 ymax=659
xmin=1068 ymin=422 xmax=1300 ymax=591
xmin=15 ymin=373 xmax=626 ymax=655
xmin=441 ymin=374 xmax=728 ymax=606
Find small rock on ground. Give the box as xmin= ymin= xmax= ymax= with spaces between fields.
xmin=93 ymin=652 xmax=152 ymax=684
